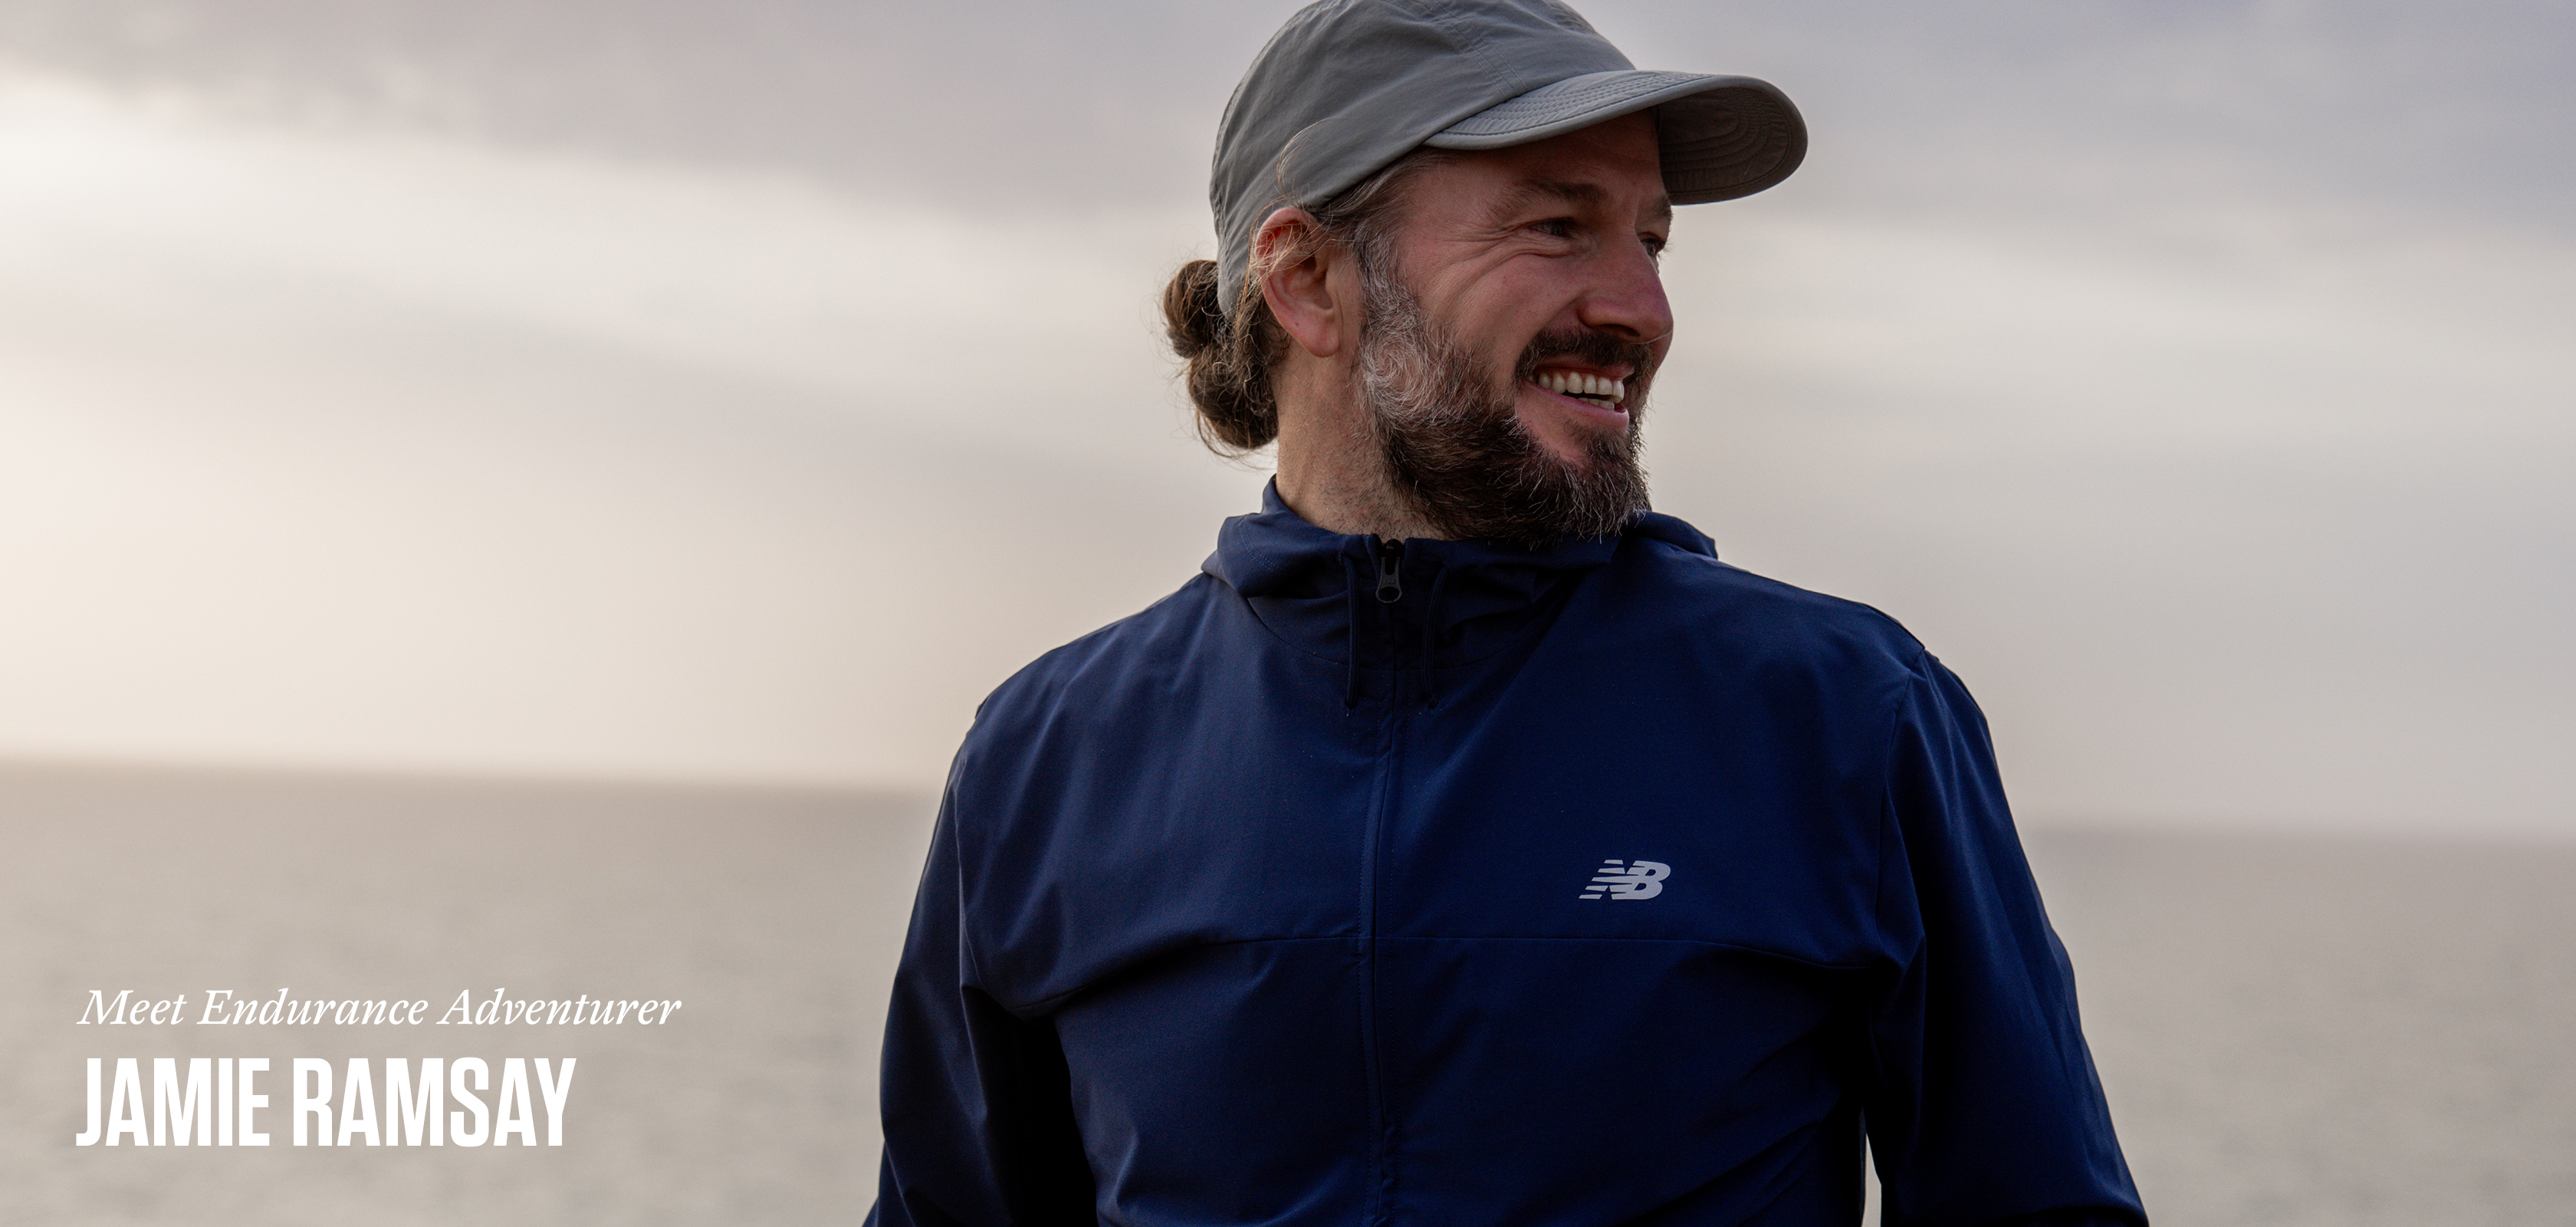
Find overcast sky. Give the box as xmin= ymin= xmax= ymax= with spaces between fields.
xmin=0 ymin=0 xmax=2568 ymax=837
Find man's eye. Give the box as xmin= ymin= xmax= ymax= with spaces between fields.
xmin=1532 ymin=218 xmax=1577 ymax=239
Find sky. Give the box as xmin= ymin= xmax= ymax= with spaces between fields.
xmin=0 ymin=0 xmax=2568 ymax=837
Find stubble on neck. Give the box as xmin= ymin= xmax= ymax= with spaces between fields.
xmin=1268 ymin=353 xmax=1443 ymax=541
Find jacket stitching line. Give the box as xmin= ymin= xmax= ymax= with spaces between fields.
xmin=994 ymin=936 xmax=1361 ymax=1013
xmin=1874 ymin=646 xmax=1935 ymax=968
xmin=997 ymin=935 xmax=1881 ymax=1012
xmin=1377 ymin=935 xmax=1877 ymax=972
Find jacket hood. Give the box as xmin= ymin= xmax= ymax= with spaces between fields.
xmin=1202 ymin=481 xmax=1717 ymax=669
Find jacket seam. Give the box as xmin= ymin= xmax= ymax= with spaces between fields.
xmin=994 ymin=934 xmax=1879 ymax=1012
xmin=1871 ymin=646 xmax=1935 ymax=962
xmin=1382 ymin=934 xmax=1878 ymax=971
xmin=994 ymin=936 xmax=1358 ymax=1014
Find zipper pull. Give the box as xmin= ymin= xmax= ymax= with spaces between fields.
xmin=1374 ymin=538 xmax=1405 ymax=604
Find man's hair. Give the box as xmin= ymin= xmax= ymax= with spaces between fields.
xmin=1162 ymin=150 xmax=1456 ymax=454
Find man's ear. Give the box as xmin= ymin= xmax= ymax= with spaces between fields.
xmin=1254 ymin=207 xmax=1347 ymax=360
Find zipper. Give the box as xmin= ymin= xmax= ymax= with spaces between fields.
xmin=1358 ymin=713 xmax=1394 ymax=1224
xmin=1360 ymin=535 xmax=1406 ymax=1222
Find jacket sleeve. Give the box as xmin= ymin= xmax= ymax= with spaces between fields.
xmin=1862 ymin=655 xmax=2148 ymax=1227
xmin=868 ymin=791 xmax=1096 ymax=1226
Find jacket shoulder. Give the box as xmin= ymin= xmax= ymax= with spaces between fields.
xmin=1614 ymin=533 xmax=1932 ymax=682
xmin=960 ymin=572 xmax=1230 ymax=749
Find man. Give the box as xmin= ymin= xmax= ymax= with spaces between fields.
xmin=872 ymin=2 xmax=2147 ymax=1224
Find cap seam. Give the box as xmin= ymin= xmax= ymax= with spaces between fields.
xmin=1444 ymin=74 xmax=1720 ymax=135
xmin=1425 ymin=0 xmax=1525 ymax=112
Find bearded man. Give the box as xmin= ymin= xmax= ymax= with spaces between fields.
xmin=869 ymin=2 xmax=2147 ymax=1225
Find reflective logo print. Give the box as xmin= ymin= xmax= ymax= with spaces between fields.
xmin=1579 ymin=859 xmax=1670 ymax=901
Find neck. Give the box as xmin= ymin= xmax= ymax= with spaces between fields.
xmin=1269 ymin=355 xmax=1444 ymax=541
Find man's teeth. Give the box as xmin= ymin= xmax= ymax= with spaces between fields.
xmin=1535 ymin=370 xmax=1627 ymax=404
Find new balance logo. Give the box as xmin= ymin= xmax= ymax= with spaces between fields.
xmin=1579 ymin=859 xmax=1669 ymax=901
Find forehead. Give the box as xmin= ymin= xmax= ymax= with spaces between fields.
xmin=1405 ymin=113 xmax=1671 ymax=225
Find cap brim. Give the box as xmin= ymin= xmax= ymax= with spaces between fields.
xmin=1421 ymin=70 xmax=1806 ymax=204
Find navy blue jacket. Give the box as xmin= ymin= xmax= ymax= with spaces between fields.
xmin=872 ymin=488 xmax=2145 ymax=1226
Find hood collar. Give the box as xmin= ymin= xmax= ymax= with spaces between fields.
xmin=1202 ymin=481 xmax=1714 ymax=667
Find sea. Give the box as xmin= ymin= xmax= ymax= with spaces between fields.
xmin=5 ymin=762 xmax=2570 ymax=1225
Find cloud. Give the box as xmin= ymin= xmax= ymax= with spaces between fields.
xmin=0 ymin=71 xmax=1250 ymax=788
xmin=1648 ymin=196 xmax=2576 ymax=834
xmin=0 ymin=1 xmax=2566 ymax=834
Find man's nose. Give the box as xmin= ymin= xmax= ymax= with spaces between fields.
xmin=1576 ymin=242 xmax=1674 ymax=345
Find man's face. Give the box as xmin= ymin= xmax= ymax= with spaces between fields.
xmin=1357 ymin=113 xmax=1674 ymax=544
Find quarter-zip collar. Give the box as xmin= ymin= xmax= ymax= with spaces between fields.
xmin=1201 ymin=480 xmax=1717 ymax=673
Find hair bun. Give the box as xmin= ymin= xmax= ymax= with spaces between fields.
xmin=1162 ymin=259 xmax=1227 ymax=360
xmin=1162 ymin=258 xmax=1278 ymax=452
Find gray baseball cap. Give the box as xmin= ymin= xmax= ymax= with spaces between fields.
xmin=1211 ymin=0 xmax=1806 ymax=314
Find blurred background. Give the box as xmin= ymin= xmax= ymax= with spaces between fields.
xmin=1 ymin=1 xmax=2568 ymax=1223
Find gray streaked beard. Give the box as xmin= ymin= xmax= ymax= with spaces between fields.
xmin=1355 ymin=266 xmax=1652 ymax=548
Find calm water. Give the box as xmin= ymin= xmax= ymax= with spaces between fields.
xmin=2026 ymin=828 xmax=2576 ymax=1226
xmin=4 ymin=764 xmax=2570 ymax=1225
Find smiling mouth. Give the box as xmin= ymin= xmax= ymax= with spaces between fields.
xmin=1533 ymin=368 xmax=1628 ymax=411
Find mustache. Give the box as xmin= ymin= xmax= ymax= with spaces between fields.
xmin=1512 ymin=328 xmax=1660 ymax=387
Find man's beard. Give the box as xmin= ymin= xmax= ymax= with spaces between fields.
xmin=1355 ymin=270 xmax=1655 ymax=548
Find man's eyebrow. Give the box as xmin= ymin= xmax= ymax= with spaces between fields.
xmin=1489 ymin=177 xmax=1676 ymax=227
